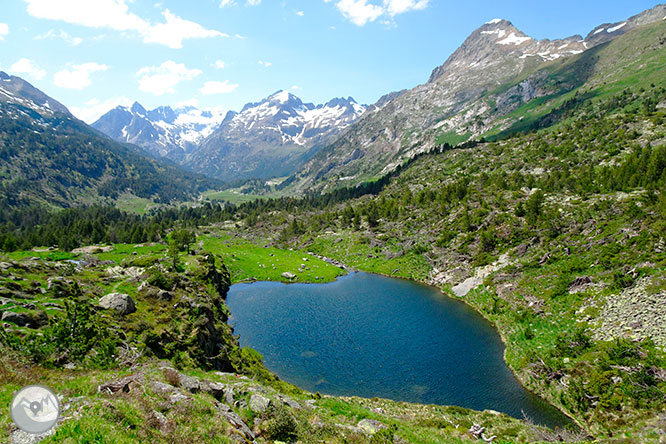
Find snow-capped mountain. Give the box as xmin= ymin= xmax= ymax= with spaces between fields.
xmin=183 ymin=91 xmax=366 ymax=180
xmin=92 ymin=103 xmax=230 ymax=162
xmin=0 ymin=71 xmax=70 ymax=116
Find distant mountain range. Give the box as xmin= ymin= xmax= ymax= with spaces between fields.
xmin=92 ymin=103 xmax=230 ymax=162
xmin=93 ymin=91 xmax=365 ymax=181
xmin=0 ymin=71 xmax=219 ymax=210
xmin=3 ymin=3 xmax=665 ymax=203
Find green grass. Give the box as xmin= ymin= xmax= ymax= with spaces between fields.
xmin=435 ymin=131 xmax=471 ymax=147
xmin=201 ymin=189 xmax=262 ymax=204
xmin=305 ymin=231 xmax=431 ymax=282
xmin=202 ymin=234 xmax=346 ymax=283
xmin=3 ymin=249 xmax=76 ymax=262
xmin=114 ymin=194 xmax=156 ymax=215
xmin=93 ymin=244 xmax=167 ymax=264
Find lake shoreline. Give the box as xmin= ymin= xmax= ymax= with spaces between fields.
xmin=228 ymin=268 xmax=578 ymax=430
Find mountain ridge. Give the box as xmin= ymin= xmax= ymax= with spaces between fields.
xmin=285 ymin=3 xmax=666 ymax=194
xmin=93 ymin=90 xmax=366 ymax=181
xmin=0 ymin=72 xmax=220 ymax=210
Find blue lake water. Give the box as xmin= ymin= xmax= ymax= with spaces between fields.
xmin=227 ymin=271 xmax=571 ymax=428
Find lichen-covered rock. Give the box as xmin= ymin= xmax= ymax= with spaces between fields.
xmin=249 ymin=393 xmax=271 ymax=413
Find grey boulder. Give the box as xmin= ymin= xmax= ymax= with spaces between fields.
xmin=98 ymin=293 xmax=136 ymax=315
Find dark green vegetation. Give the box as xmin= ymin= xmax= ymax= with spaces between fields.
xmin=0 ymin=100 xmax=220 ymax=211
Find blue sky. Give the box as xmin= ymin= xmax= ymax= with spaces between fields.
xmin=0 ymin=0 xmax=660 ymax=122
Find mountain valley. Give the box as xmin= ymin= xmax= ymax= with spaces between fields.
xmin=1 ymin=3 xmax=666 ymax=444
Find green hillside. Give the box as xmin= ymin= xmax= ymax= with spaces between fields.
xmin=0 ymin=100 xmax=220 ymax=211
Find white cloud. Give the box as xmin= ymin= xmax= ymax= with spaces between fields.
xmin=219 ymin=0 xmax=235 ymax=6
xmin=330 ymin=0 xmax=383 ymax=26
xmin=54 ymin=62 xmax=108 ymax=89
xmin=70 ymin=96 xmax=132 ymax=123
xmin=258 ymin=60 xmax=272 ymax=67
xmin=291 ymin=85 xmax=301 ymax=90
xmin=296 ymin=10 xmax=304 ymax=16
xmin=137 ymin=60 xmax=201 ymax=95
xmin=325 ymin=0 xmax=428 ymax=26
xmin=142 ymin=9 xmax=228 ymax=49
xmin=384 ymin=0 xmax=428 ymax=16
xmin=212 ymin=60 xmax=226 ymax=69
xmin=0 ymin=23 xmax=8 ymax=40
xmin=10 ymin=58 xmax=47 ymax=80
xmin=200 ymin=80 xmax=239 ymax=95
xmin=246 ymin=0 xmax=262 ymax=5
xmin=24 ymin=0 xmax=226 ymax=49
xmin=35 ymin=29 xmax=83 ymax=46
xmin=25 ymin=0 xmax=146 ymax=31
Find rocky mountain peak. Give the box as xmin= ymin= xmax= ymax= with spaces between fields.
xmin=147 ymin=105 xmax=177 ymax=124
xmin=130 ymin=102 xmax=147 ymax=115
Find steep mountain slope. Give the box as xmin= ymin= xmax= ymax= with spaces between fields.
xmin=0 ymin=72 xmax=219 ymax=210
xmin=287 ymin=4 xmax=666 ymax=193
xmin=184 ymin=91 xmax=365 ymax=181
xmin=92 ymin=103 xmax=230 ymax=162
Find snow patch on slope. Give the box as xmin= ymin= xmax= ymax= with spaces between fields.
xmin=497 ymin=32 xmax=532 ymax=45
xmin=607 ymin=22 xmax=626 ymax=33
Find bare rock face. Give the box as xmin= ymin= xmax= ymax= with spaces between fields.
xmin=98 ymin=293 xmax=136 ymax=315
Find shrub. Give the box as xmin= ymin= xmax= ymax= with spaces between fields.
xmin=146 ymin=267 xmax=175 ymax=290
xmin=262 ymin=404 xmax=298 ymax=441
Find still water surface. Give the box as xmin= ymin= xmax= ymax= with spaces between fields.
xmin=227 ymin=272 xmax=570 ymax=427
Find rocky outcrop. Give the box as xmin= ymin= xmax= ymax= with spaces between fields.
xmin=593 ymin=278 xmax=666 ymax=346
xmin=1 ymin=311 xmax=32 ymax=327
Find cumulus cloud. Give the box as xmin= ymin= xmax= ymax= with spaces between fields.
xmin=54 ymin=62 xmax=108 ymax=89
xmin=325 ymin=0 xmax=428 ymax=26
xmin=69 ymin=96 xmax=133 ymax=123
xmin=137 ymin=60 xmax=201 ymax=95
xmin=246 ymin=0 xmax=262 ymax=5
xmin=35 ymin=29 xmax=83 ymax=46
xmin=0 ymin=23 xmax=8 ymax=40
xmin=296 ymin=10 xmax=304 ymax=16
xmin=212 ymin=60 xmax=226 ymax=69
xmin=258 ymin=60 xmax=272 ymax=67
xmin=10 ymin=58 xmax=47 ymax=80
xmin=24 ymin=0 xmax=226 ymax=49
xmin=200 ymin=80 xmax=239 ymax=95
xmin=142 ymin=10 xmax=228 ymax=49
